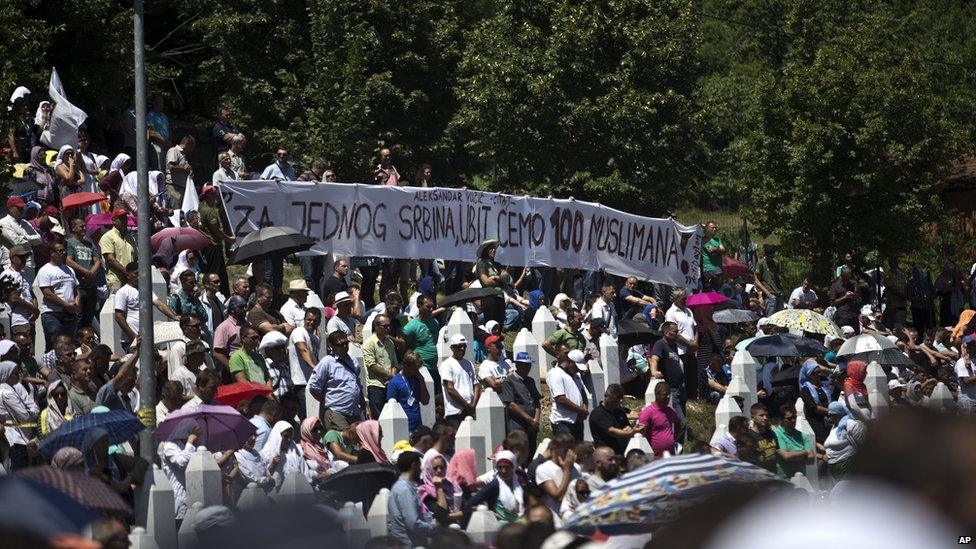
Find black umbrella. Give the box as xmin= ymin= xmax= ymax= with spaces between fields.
xmin=438 ymin=286 xmax=503 ymax=309
xmin=227 ymin=226 xmax=316 ymax=265
xmin=849 ymin=348 xmax=914 ymax=368
xmin=713 ymin=309 xmax=760 ymax=324
xmin=617 ymin=318 xmax=660 ymax=347
xmin=746 ymin=334 xmax=826 ymax=358
xmin=318 ymin=462 xmax=397 ymax=511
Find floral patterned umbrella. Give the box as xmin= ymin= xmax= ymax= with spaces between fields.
xmin=766 ymin=308 xmax=843 ymax=339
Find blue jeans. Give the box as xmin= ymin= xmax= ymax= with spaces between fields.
xmin=41 ymin=312 xmax=78 ymax=352
xmin=670 ymin=385 xmax=688 ymax=440
xmin=504 ymin=305 xmax=522 ymax=331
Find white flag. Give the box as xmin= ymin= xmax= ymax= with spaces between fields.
xmin=170 ymin=175 xmax=199 ymax=227
xmin=40 ymin=68 xmax=87 ymax=150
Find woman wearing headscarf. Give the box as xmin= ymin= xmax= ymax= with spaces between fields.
xmin=27 ymin=144 xmax=58 ymax=206
xmin=99 ymin=153 xmax=130 ymax=207
xmin=824 ymin=401 xmax=865 ymax=482
xmin=120 ymin=171 xmax=171 ymax=230
xmin=161 ymin=418 xmax=198 ymax=519
xmin=0 ymin=360 xmax=39 ymax=470
xmin=259 ymin=420 xmax=315 ymax=494
xmin=51 ymin=446 xmax=84 ymax=471
xmin=461 ymin=450 xmax=523 ymax=524
xmin=298 ymin=417 xmax=332 ymax=478
xmin=418 ymin=454 xmax=455 ymax=520
xmin=33 ymin=100 xmax=52 ymax=140
xmin=843 ymin=360 xmax=873 ymax=421
xmin=446 ymin=448 xmax=478 ymax=502
xmin=952 ymin=310 xmax=976 ymax=344
xmin=40 ymin=379 xmax=71 ymax=436
xmin=231 ymin=433 xmax=274 ymax=498
xmin=53 ymin=144 xmax=85 ymax=194
xmin=475 ymin=239 xmax=506 ymax=325
xmin=169 ymin=250 xmax=200 ymax=293
xmin=355 ymin=420 xmax=388 ymax=464
xmin=798 ymin=360 xmax=831 ymax=443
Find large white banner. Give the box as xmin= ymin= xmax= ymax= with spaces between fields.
xmin=217 ymin=181 xmax=703 ymax=286
xmin=40 ymin=68 xmax=87 ymax=150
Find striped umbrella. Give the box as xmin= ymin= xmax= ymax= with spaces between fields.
xmin=562 ymin=453 xmax=789 ymax=535
xmin=38 ymin=410 xmax=144 ymax=458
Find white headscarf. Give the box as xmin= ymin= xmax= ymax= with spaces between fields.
xmin=259 ymin=421 xmax=312 ymax=492
xmin=34 ymin=101 xmax=51 ymax=126
xmin=121 ymin=170 xmax=162 ymax=197
xmin=234 ymin=444 xmax=271 ymax=488
xmin=0 ymin=360 xmax=17 ymax=383
xmin=53 ymin=145 xmax=74 ymax=170
xmin=110 ymin=153 xmax=131 ymax=176
xmin=494 ymin=450 xmax=522 ymax=515
xmin=8 ymin=86 xmax=29 ymax=110
xmin=169 ymin=250 xmax=200 ymax=293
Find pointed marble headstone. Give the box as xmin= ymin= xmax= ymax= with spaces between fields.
xmin=869 ymin=389 xmax=888 ymax=415
xmin=186 ymin=446 xmax=222 ymax=509
xmin=513 ymin=328 xmax=542 ymax=383
xmin=445 ymin=308 xmax=475 ymax=362
xmin=599 ymin=333 xmax=623 ymax=388
xmin=587 ymin=361 xmax=606 ymax=411
xmin=710 ymin=423 xmax=729 ymax=446
xmin=237 ymin=481 xmax=272 ymax=510
xmin=366 ymin=488 xmax=391 ymax=538
xmin=146 ymin=465 xmax=176 ymax=549
xmin=465 ymin=504 xmax=500 ymax=545
xmin=178 ymin=501 xmax=203 ymax=549
xmin=725 ymin=375 xmax=750 ymax=412
xmin=305 ymin=382 xmax=320 ymax=422
xmin=100 ymin=295 xmax=122 ymax=353
xmin=928 ymin=382 xmax=954 ymax=412
xmin=793 ymin=398 xmax=819 ymax=488
xmin=456 ymin=416 xmax=487 ymax=475
xmin=419 ymin=367 xmax=436 ymax=427
xmin=152 ymin=266 xmax=168 ymax=323
xmin=531 ymin=308 xmax=558 ymax=381
xmin=339 ymin=501 xmax=371 ymax=549
xmin=625 ymin=433 xmax=652 ymax=455
xmin=31 ymin=275 xmax=45 ymax=358
xmin=378 ymin=399 xmax=410 ymax=457
xmin=714 ymin=393 xmax=744 ymax=434
xmin=278 ymin=469 xmax=315 ymax=506
xmin=865 ymin=361 xmax=887 ymax=398
xmin=475 ymin=389 xmax=506 ymax=462
xmin=644 ymin=378 xmax=663 ymax=405
xmin=130 ymin=526 xmax=160 ymax=549
xmin=730 ymin=350 xmax=759 ymax=410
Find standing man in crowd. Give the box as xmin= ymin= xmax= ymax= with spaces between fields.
xmin=37 ymin=241 xmax=80 ymax=350
xmin=364 ymin=314 xmax=399 ymax=419
xmin=665 ymin=290 xmax=698 ymax=400
xmin=247 ymin=282 xmax=293 ymax=337
xmin=404 ymin=295 xmax=440 ymax=385
xmin=198 ymin=185 xmax=234 ymax=296
xmin=829 ymin=267 xmax=861 ymax=332
xmin=213 ymin=106 xmax=244 ymax=156
xmin=701 ymin=221 xmax=725 ymax=281
xmin=547 ymin=349 xmax=588 ymax=440
xmin=213 ymin=296 xmax=249 ymax=380
xmin=323 ymin=258 xmax=349 ymax=304
xmin=260 ymin=145 xmax=296 ymax=181
xmin=115 ymin=262 xmax=179 ymax=350
xmin=165 ymin=135 xmax=195 ymax=207
xmin=439 ymin=334 xmax=479 ymax=429
xmin=309 ymin=331 xmax=367 ymax=430
xmin=649 ymin=321 xmax=688 ymax=420
xmin=2 ymin=245 xmax=37 ymax=336
xmin=100 ymin=209 xmax=136 ymax=294
xmin=279 ymin=279 xmax=311 ymax=327
xmin=65 ymin=217 xmax=100 ymax=328
xmin=542 ymin=308 xmax=587 ymax=359
xmin=499 ymin=352 xmax=542 ymax=457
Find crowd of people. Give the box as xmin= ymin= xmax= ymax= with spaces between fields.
xmin=3 ymin=88 xmax=976 ymax=549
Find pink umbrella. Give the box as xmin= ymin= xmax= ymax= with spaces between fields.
xmin=153 ymin=404 xmax=256 ymax=452
xmin=723 ymin=256 xmax=751 ymax=279
xmin=686 ymin=291 xmax=729 ymax=307
xmin=85 ymin=213 xmax=136 ymax=229
xmin=150 ymin=227 xmax=210 ymax=254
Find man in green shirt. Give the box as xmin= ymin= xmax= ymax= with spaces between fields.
xmin=197 ymin=185 xmax=235 ymax=296
xmin=364 ymin=314 xmax=400 ymax=418
xmin=228 ymin=326 xmax=269 ymax=385
xmin=403 ymin=295 xmax=440 ymax=385
xmin=701 ymin=221 xmax=725 ymax=278
xmin=542 ymin=308 xmax=587 ymax=359
xmin=772 ymin=405 xmax=815 ymax=480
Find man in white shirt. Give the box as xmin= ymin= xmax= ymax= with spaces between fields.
xmin=1 ymin=245 xmax=37 ymax=335
xmin=439 ymin=334 xmax=480 ymax=429
xmin=547 ymin=350 xmax=588 ymax=441
xmin=0 ymin=196 xmax=41 ymax=271
xmin=664 ymin=289 xmax=698 ymax=398
xmin=534 ymin=432 xmax=579 ymax=517
xmin=789 ymin=277 xmax=819 ymax=309
xmin=171 ymin=339 xmax=207 ymax=399
xmin=289 ymin=309 xmax=322 ymax=417
xmin=37 ymin=241 xmax=80 ymax=352
xmin=114 ymin=262 xmax=179 ymax=349
xmin=955 ymin=338 xmax=976 ymax=414
xmin=588 ymin=282 xmax=617 ymax=338
xmin=326 ymin=291 xmax=360 ymax=342
xmin=280 ymin=279 xmax=311 ymax=327
xmin=478 ymin=335 xmax=512 ymax=391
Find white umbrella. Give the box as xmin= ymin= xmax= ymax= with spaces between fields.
xmin=837 ymin=333 xmax=896 ymax=357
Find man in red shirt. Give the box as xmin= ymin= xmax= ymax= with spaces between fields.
xmin=637 ymin=382 xmax=683 ymax=457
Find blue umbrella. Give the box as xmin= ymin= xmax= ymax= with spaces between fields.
xmin=562 ymin=453 xmax=788 ymax=535
xmin=0 ymin=475 xmax=98 ymax=536
xmin=37 ymin=409 xmax=144 ymax=458
xmin=745 ymin=333 xmax=826 ymax=358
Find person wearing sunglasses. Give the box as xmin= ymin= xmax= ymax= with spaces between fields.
xmin=309 ymin=330 xmax=368 ymax=431
xmin=260 ymin=145 xmax=296 ymax=181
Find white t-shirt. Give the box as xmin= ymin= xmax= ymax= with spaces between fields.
xmin=326 ymin=315 xmax=357 ymax=338
xmin=664 ymin=304 xmax=696 ymax=355
xmin=478 ymin=358 xmax=512 ymax=383
xmin=37 ymin=263 xmax=78 ymax=315
xmin=788 ymin=286 xmax=819 ymax=308
xmin=1 ymin=268 xmax=33 ymax=326
xmin=535 ymin=460 xmax=580 ymax=516
xmin=439 ymin=356 xmax=476 ymax=417
xmin=547 ymin=366 xmax=585 ymax=424
xmin=955 ymin=357 xmax=976 ymax=401
xmin=171 ymin=365 xmax=197 ymax=399
xmin=115 ymin=284 xmax=159 ymax=338
xmin=279 ymin=298 xmax=307 ymax=328
xmin=288 ymin=325 xmax=320 ymax=386
xmin=589 ymin=297 xmax=616 ymax=336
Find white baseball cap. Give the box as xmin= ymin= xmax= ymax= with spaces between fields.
xmin=567 ymin=349 xmax=588 ymax=370
xmin=450 ymin=334 xmax=468 ymax=346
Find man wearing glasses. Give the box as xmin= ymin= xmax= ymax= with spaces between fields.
xmin=309 ymin=330 xmax=368 ymax=431
xmin=260 ymin=145 xmax=296 ymax=181
xmin=772 ymin=404 xmax=817 ymax=480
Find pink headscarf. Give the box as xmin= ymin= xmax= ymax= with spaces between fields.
xmin=355 ymin=420 xmax=388 ymax=463
xmin=299 ymin=417 xmax=330 ymax=472
xmin=447 ymin=448 xmax=478 ymax=490
xmin=418 ymin=454 xmax=454 ymax=512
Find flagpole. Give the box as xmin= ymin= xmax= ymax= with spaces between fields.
xmin=133 ymin=0 xmax=156 ymax=464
